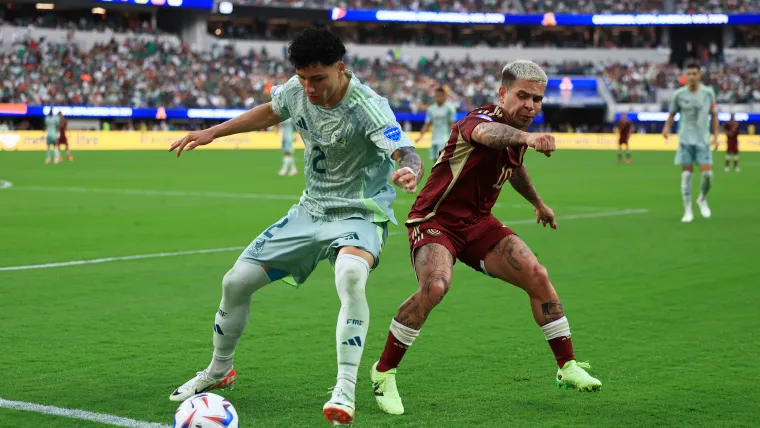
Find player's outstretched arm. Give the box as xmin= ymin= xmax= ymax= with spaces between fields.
xmin=509 ymin=165 xmax=556 ymax=229
xmin=169 ymin=103 xmax=285 ymax=157
xmin=391 ymin=147 xmax=424 ymax=193
xmin=471 ymin=123 xmax=555 ymax=155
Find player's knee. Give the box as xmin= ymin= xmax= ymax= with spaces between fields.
xmin=421 ymin=275 xmax=451 ymax=308
xmin=335 ymin=255 xmax=370 ymax=302
xmin=221 ymin=263 xmax=269 ymax=299
xmin=525 ymin=263 xmax=553 ymax=297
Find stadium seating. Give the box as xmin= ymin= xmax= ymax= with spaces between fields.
xmin=3 ymin=37 xmax=758 ymax=109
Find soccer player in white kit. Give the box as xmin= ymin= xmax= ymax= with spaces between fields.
xmin=416 ymin=87 xmax=457 ymax=161
xmin=168 ymin=28 xmax=424 ymax=426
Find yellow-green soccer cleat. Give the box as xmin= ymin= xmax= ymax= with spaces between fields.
xmin=556 ymin=360 xmax=602 ymax=392
xmin=370 ymin=362 xmax=404 ymax=415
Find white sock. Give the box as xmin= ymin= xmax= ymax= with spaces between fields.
xmin=681 ymin=171 xmax=693 ymax=212
xmin=699 ymin=171 xmax=713 ymax=199
xmin=334 ymin=254 xmax=370 ymax=396
xmin=207 ymin=260 xmax=271 ymax=377
xmin=281 ymin=155 xmax=290 ymax=171
xmin=390 ymin=318 xmax=420 ymax=346
xmin=54 ymin=146 xmax=60 ymax=159
xmin=541 ymin=316 xmax=571 ymax=340
xmin=287 ymin=156 xmax=296 ymax=171
xmin=45 ymin=146 xmax=52 ymax=161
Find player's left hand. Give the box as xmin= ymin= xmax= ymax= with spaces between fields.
xmin=534 ymin=202 xmax=557 ymax=229
xmin=392 ymin=167 xmax=418 ymax=193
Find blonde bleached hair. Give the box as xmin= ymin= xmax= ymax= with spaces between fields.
xmin=501 ymin=60 xmax=548 ymax=87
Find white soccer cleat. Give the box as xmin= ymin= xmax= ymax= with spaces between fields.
xmin=681 ymin=210 xmax=694 ymax=223
xmin=323 ymin=386 xmax=355 ymax=426
xmin=724 ymin=166 xmax=730 ymax=172
xmin=735 ymin=167 xmax=741 ymax=172
xmin=289 ymin=169 xmax=298 ymax=176
xmin=696 ymin=196 xmax=711 ymax=218
xmin=278 ymin=168 xmax=287 ymax=176
xmin=169 ymin=368 xmax=237 ymax=402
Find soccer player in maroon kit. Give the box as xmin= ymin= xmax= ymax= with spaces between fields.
xmin=370 ymin=60 xmax=602 ymax=416
xmin=57 ymin=112 xmax=73 ymax=163
xmin=617 ymin=112 xmax=633 ymax=164
xmin=723 ymin=113 xmax=740 ymax=172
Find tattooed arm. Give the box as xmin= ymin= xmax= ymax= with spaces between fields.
xmin=511 ymin=164 xmax=557 ymax=228
xmin=471 ymin=122 xmax=556 ymax=155
xmin=509 ymin=164 xmax=541 ymax=206
xmin=391 ymin=146 xmax=424 ymax=193
xmin=471 ymin=122 xmax=530 ymax=149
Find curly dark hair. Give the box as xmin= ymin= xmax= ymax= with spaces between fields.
xmin=287 ymin=27 xmax=347 ymax=70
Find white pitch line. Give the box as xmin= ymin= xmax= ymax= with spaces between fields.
xmin=9 ymin=185 xmax=622 ymax=212
xmin=387 ymin=208 xmax=648 ymax=236
xmin=14 ymin=185 xmax=300 ymax=201
xmin=0 ymin=398 xmax=170 ymax=428
xmin=0 ymin=210 xmax=648 ymax=271
xmin=0 ymin=246 xmax=245 ymax=272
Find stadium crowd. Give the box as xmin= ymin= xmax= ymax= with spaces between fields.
xmin=231 ymin=0 xmax=759 ymax=13
xmin=2 ymin=37 xmax=758 ymax=110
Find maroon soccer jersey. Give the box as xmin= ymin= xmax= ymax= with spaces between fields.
xmin=618 ymin=121 xmax=632 ymax=145
xmin=407 ymin=104 xmax=527 ymax=226
xmin=725 ymin=121 xmax=740 ymax=153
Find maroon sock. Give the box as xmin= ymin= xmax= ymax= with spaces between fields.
xmin=376 ymin=331 xmax=409 ymax=372
xmin=548 ymin=336 xmax=575 ymax=368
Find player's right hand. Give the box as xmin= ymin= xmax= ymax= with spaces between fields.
xmin=526 ymin=134 xmax=555 ymax=157
xmin=662 ymin=129 xmax=671 ymax=140
xmin=169 ymin=129 xmax=216 ymax=157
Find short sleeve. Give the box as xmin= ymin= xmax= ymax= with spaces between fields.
xmin=449 ymin=104 xmax=457 ymax=122
xmin=424 ymin=106 xmax=432 ymax=124
xmin=458 ymin=111 xmax=496 ymax=145
xmin=270 ymin=76 xmax=300 ymax=120
xmin=362 ymin=96 xmax=414 ymax=156
xmin=669 ymin=91 xmax=680 ymax=114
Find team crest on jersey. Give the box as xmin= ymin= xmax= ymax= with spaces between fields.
xmin=270 ymin=85 xmax=283 ymax=97
xmin=384 ymin=126 xmax=401 ymax=141
xmin=250 ymin=239 xmax=265 ymax=257
xmin=426 ymin=229 xmax=442 ymax=236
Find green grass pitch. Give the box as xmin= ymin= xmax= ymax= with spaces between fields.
xmin=1 ymin=149 xmax=758 ymax=427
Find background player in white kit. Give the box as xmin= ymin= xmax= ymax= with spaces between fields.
xmin=168 ymin=28 xmax=423 ymax=426
xmin=416 ymin=87 xmax=457 ymax=161
xmin=662 ymin=61 xmax=719 ymax=223
xmin=277 ymin=118 xmax=299 ymax=176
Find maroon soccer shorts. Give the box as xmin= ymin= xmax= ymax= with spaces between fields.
xmin=408 ymin=215 xmax=515 ymax=274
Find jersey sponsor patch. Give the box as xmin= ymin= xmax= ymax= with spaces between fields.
xmin=384 ymin=126 xmax=402 ymax=141
xmin=476 ymin=114 xmax=494 ymax=122
xmin=270 ymin=85 xmax=283 ymax=97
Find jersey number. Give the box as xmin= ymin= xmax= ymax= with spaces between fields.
xmin=312 ymin=146 xmax=326 ymax=174
xmin=263 ymin=217 xmax=289 ymax=238
xmin=493 ymin=166 xmax=513 ymax=189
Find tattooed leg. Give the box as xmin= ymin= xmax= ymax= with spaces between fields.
xmin=375 ymin=243 xmax=454 ymax=373
xmin=483 ymin=234 xmax=579 ymax=369
xmin=395 ymin=243 xmax=454 ymax=330
xmin=483 ymin=235 xmax=563 ymax=326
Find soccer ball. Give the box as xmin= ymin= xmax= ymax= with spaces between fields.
xmin=173 ymin=393 xmax=239 ymax=428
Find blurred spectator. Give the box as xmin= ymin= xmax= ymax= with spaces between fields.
xmin=1 ymin=37 xmax=758 ymax=110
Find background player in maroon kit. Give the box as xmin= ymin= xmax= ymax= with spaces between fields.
xmin=370 ymin=60 xmax=601 ymax=416
xmin=617 ymin=112 xmax=633 ymax=164
xmin=57 ymin=112 xmax=73 ymax=163
xmin=723 ymin=113 xmax=740 ymax=172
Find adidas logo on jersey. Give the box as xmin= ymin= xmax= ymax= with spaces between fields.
xmin=296 ymin=117 xmax=309 ymax=131
xmin=341 ymin=336 xmax=363 ymax=347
